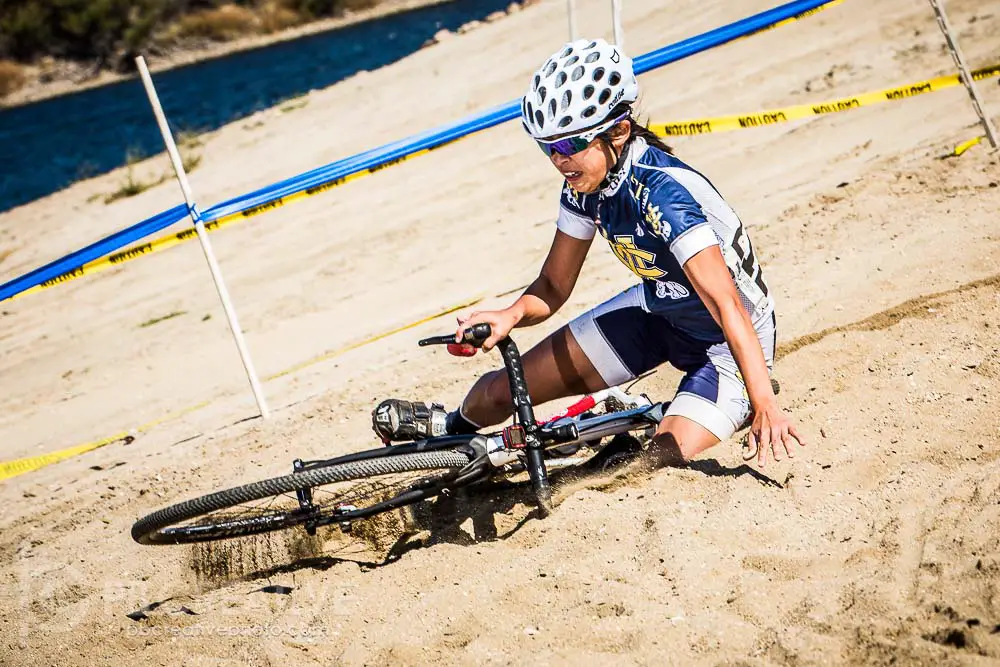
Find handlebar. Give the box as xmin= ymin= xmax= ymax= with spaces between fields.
xmin=418 ymin=323 xmax=553 ymax=514
xmin=418 ymin=322 xmax=492 ymax=348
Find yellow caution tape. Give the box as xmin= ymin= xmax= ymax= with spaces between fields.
xmin=0 ymin=399 xmax=211 ymax=482
xmin=953 ymin=136 xmax=983 ymax=156
xmin=265 ymin=294 xmax=482 ymax=381
xmin=651 ymin=62 xmax=1000 ymax=137
xmin=8 ymin=139 xmax=460 ymax=303
xmin=0 ymin=294 xmax=483 ymax=482
xmin=24 ymin=59 xmax=993 ymax=304
xmin=740 ymin=0 xmax=844 ymax=39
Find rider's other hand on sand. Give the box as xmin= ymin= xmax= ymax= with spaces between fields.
xmin=455 ymin=309 xmax=521 ymax=352
xmin=745 ymin=401 xmax=807 ymax=468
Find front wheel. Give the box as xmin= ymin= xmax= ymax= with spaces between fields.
xmin=132 ymin=450 xmax=472 ymax=545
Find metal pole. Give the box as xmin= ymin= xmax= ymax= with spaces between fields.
xmin=612 ymin=0 xmax=624 ymax=48
xmin=927 ymin=0 xmax=998 ymax=149
xmin=566 ymin=0 xmax=576 ymax=41
xmin=135 ymin=56 xmax=271 ymax=419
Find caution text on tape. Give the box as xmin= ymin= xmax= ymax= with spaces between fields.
xmin=651 ymin=63 xmax=1000 ymax=137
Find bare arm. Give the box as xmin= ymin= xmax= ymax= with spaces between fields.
xmin=682 ymin=245 xmax=806 ymax=465
xmin=455 ymin=230 xmax=591 ymax=350
xmin=511 ymin=230 xmax=592 ymax=327
xmin=683 ymin=246 xmax=774 ymax=410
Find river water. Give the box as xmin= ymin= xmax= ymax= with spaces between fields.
xmin=0 ymin=0 xmax=513 ymax=214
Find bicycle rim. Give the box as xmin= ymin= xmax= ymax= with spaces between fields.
xmin=132 ymin=450 xmax=471 ymax=545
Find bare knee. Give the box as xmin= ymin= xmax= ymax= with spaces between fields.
xmin=646 ymin=416 xmax=721 ymax=467
xmin=463 ymin=369 xmax=512 ymax=427
xmin=650 ymin=430 xmax=692 ymax=467
xmin=480 ymin=369 xmax=512 ymax=411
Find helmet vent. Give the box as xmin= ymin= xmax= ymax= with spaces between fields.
xmin=571 ymin=65 xmax=585 ymax=81
xmin=598 ymin=88 xmax=611 ymax=105
xmin=537 ymin=86 xmax=547 ymax=103
xmin=558 ymin=116 xmax=573 ymax=128
xmin=583 ymin=84 xmax=595 ymax=99
xmin=608 ymin=71 xmax=621 ymax=86
xmin=544 ymin=60 xmax=557 ymax=77
xmin=565 ymin=55 xmax=579 ymax=66
xmin=585 ymin=51 xmax=600 ymax=63
xmin=548 ymin=98 xmax=557 ymax=117
xmin=535 ymin=110 xmax=544 ymax=127
xmin=561 ymin=90 xmax=572 ymax=110
xmin=560 ymin=46 xmax=574 ymax=58
xmin=555 ymin=71 xmax=567 ymax=88
xmin=593 ymin=67 xmax=605 ymax=82
xmin=582 ymin=105 xmax=597 ymax=118
xmin=585 ymin=41 xmax=597 ymax=49
xmin=532 ymin=74 xmax=540 ymax=90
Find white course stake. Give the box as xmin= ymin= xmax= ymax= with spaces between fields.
xmin=611 ymin=0 xmax=624 ymax=48
xmin=927 ymin=0 xmax=998 ymax=149
xmin=566 ymin=0 xmax=577 ymax=41
xmin=135 ymin=56 xmax=270 ymax=419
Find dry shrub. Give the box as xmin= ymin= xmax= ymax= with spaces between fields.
xmin=176 ymin=4 xmax=260 ymax=41
xmin=260 ymin=2 xmax=303 ymax=33
xmin=0 ymin=60 xmax=26 ymax=97
xmin=340 ymin=0 xmax=380 ymax=11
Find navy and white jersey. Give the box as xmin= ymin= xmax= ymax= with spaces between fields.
xmin=556 ymin=136 xmax=773 ymax=343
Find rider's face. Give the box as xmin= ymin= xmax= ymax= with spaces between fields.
xmin=547 ymin=122 xmax=630 ymax=194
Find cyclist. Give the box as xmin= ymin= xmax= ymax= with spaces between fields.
xmin=373 ymin=39 xmax=806 ymax=468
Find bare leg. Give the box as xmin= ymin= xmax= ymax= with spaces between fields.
xmin=460 ymin=325 xmax=608 ymax=427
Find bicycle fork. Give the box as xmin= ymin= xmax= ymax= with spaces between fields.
xmin=495 ymin=337 xmax=553 ymax=515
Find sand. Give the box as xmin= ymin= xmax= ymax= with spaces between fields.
xmin=1 ymin=0 xmax=999 ymax=664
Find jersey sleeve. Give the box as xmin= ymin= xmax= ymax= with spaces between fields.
xmin=640 ymin=172 xmax=718 ymax=265
xmin=555 ymin=183 xmax=597 ymax=240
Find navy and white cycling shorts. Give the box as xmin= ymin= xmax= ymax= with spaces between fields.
xmin=568 ymin=284 xmax=776 ymax=441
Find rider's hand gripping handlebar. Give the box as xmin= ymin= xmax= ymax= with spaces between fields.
xmin=418 ymin=324 xmax=553 ymax=515
xmin=418 ymin=323 xmax=492 ymax=348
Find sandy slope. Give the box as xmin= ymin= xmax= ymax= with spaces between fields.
xmin=1 ymin=0 xmax=999 ymax=664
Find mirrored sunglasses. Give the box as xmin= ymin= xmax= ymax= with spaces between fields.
xmin=535 ymin=135 xmax=593 ymax=157
xmin=534 ymin=113 xmax=629 ymax=158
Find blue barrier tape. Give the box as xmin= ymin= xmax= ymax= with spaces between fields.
xmin=0 ymin=204 xmax=189 ymax=302
xmin=0 ymin=0 xmax=838 ymax=302
xmin=200 ymin=0 xmax=836 ymax=222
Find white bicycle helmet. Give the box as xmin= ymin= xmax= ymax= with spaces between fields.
xmin=521 ymin=38 xmax=639 ymax=141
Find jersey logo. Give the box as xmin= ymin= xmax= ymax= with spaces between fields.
xmin=609 ymin=235 xmax=666 ymax=279
xmin=644 ymin=203 xmax=669 ymax=237
xmin=562 ymin=182 xmax=585 ymax=211
xmin=655 ymin=280 xmax=690 ymax=300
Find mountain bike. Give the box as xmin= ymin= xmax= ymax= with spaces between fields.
xmin=131 ymin=324 xmax=667 ymax=546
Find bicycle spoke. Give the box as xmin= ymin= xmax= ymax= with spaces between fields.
xmin=173 ymin=469 xmax=445 ymax=532
xmin=134 ymin=450 xmax=472 ymax=544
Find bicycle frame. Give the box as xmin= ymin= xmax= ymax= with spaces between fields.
xmin=300 ymin=399 xmax=662 ymax=530
xmin=295 ymin=323 xmax=665 ymax=523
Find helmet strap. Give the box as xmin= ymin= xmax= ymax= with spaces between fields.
xmin=597 ymin=133 xmax=629 ymax=191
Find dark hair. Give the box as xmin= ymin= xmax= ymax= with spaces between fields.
xmin=627 ymin=117 xmax=674 ymax=155
xmin=604 ymin=103 xmax=674 ymax=155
